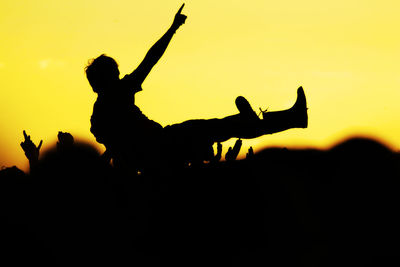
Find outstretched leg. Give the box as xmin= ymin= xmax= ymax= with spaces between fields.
xmin=162 ymin=87 xmax=308 ymax=163
xmin=210 ymin=86 xmax=308 ymax=141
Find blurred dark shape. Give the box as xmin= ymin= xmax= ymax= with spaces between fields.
xmin=246 ymin=146 xmax=254 ymax=159
xmin=27 ymin=139 xmax=128 ymax=266
xmin=0 ymin=165 xmax=25 ymax=179
xmin=99 ymin=148 xmax=113 ymax=164
xmin=56 ymin=131 xmax=74 ymax=152
xmin=331 ymin=136 xmax=392 ymax=156
xmin=35 ymin=139 xmax=106 ymax=181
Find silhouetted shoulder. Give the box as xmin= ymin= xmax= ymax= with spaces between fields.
xmin=120 ymin=73 xmax=143 ymax=94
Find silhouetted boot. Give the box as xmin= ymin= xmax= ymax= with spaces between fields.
xmin=260 ymin=86 xmax=308 ymax=134
xmin=235 ymin=96 xmax=260 ymax=121
xmin=290 ymin=86 xmax=308 ymax=128
xmin=195 ymin=87 xmax=308 ymax=142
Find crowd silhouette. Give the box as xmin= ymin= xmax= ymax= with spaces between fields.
xmin=1 ymin=3 xmax=398 ymax=266
xmin=1 ymin=130 xmax=398 ymax=266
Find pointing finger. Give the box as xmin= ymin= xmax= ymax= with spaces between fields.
xmin=177 ymin=3 xmax=185 ymax=14
xmin=23 ymin=130 xmax=28 ymax=139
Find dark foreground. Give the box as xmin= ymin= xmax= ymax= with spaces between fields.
xmin=1 ymin=137 xmax=398 ymax=266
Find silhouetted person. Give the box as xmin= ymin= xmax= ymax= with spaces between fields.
xmin=86 ymin=4 xmax=308 ymax=172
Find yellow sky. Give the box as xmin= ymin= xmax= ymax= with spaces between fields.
xmin=1 ymin=0 xmax=400 ymax=171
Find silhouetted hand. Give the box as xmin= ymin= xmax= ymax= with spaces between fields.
xmin=210 ymin=142 xmax=223 ymax=164
xmin=226 ymin=139 xmax=242 ymax=161
xmin=215 ymin=142 xmax=222 ymax=162
xmin=172 ymin=3 xmax=187 ymax=30
xmin=20 ymin=130 xmax=42 ymax=164
xmin=246 ymin=146 xmax=254 ymax=160
xmin=57 ymin=131 xmax=74 ymax=152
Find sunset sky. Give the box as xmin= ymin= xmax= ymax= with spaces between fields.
xmin=1 ymin=0 xmax=400 ymax=171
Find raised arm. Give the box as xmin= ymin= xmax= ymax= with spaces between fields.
xmin=20 ymin=130 xmax=43 ymax=173
xmin=130 ymin=4 xmax=187 ymax=87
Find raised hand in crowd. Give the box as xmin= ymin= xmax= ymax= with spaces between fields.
xmin=246 ymin=146 xmax=254 ymax=160
xmin=225 ymin=139 xmax=242 ymax=161
xmin=20 ymin=130 xmax=42 ymax=170
xmin=210 ymin=142 xmax=222 ymax=164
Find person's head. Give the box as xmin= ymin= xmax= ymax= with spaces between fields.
xmin=85 ymin=54 xmax=120 ymax=93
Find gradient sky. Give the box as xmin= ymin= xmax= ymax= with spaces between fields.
xmin=1 ymin=0 xmax=400 ymax=171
